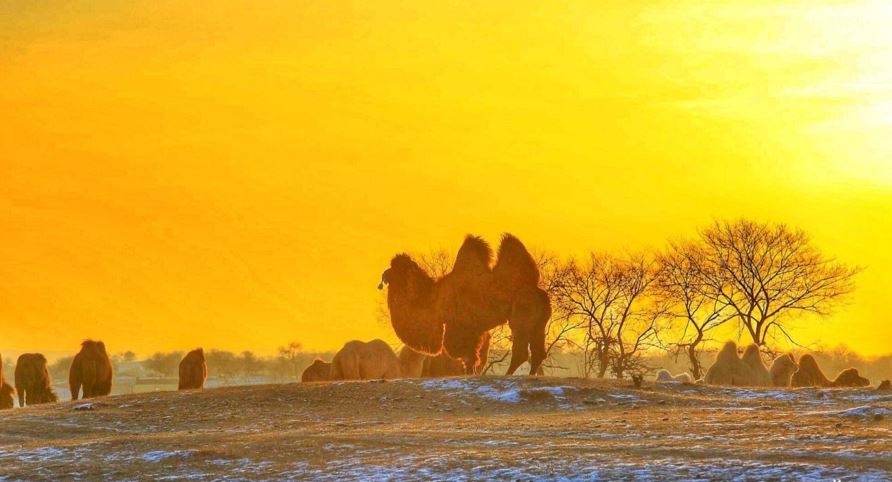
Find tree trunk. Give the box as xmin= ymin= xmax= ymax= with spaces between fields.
xmin=688 ymin=331 xmax=704 ymax=380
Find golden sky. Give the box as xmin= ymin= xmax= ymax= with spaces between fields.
xmin=2 ymin=0 xmax=890 ymax=358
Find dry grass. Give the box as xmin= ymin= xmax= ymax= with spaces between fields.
xmin=0 ymin=377 xmax=890 ymax=480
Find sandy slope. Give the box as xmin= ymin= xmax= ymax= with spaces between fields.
xmin=0 ymin=377 xmax=890 ymax=481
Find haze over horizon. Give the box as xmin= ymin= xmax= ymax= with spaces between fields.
xmin=2 ymin=0 xmax=891 ymax=358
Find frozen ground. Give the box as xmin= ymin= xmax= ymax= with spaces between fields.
xmin=0 ymin=377 xmax=889 ymax=481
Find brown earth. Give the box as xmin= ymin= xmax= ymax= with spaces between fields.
xmin=0 ymin=377 xmax=890 ymax=480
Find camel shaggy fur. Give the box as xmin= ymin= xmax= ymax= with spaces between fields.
xmin=400 ymin=331 xmax=492 ymax=378
xmin=301 ymin=359 xmax=333 ymax=382
xmin=0 ymin=355 xmax=12 ymax=410
xmin=0 ymin=382 xmax=13 ymax=410
xmin=380 ymin=234 xmax=551 ymax=375
xmin=178 ymin=349 xmax=207 ymax=390
xmin=830 ymin=368 xmax=870 ymax=388
xmin=654 ymin=369 xmax=693 ymax=383
xmin=398 ymin=346 xmax=427 ymax=379
xmin=14 ymin=353 xmax=58 ymax=406
xmin=69 ymin=340 xmax=113 ymax=400
xmin=769 ymin=353 xmax=798 ymax=388
xmin=330 ymin=340 xmax=401 ymax=381
xmin=790 ymin=354 xmax=832 ymax=388
xmin=704 ymin=341 xmax=763 ymax=387
xmin=740 ymin=344 xmax=771 ymax=387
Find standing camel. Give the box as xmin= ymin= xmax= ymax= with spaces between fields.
xmin=379 ymin=234 xmax=551 ymax=375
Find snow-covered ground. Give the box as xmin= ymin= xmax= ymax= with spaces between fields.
xmin=0 ymin=377 xmax=889 ymax=481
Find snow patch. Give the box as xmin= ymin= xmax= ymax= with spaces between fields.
xmin=804 ymin=405 xmax=892 ymax=419
xmin=142 ymin=450 xmax=194 ymax=462
xmin=420 ymin=379 xmax=576 ymax=404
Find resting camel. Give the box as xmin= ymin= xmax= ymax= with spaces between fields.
xmin=14 ymin=353 xmax=58 ymax=406
xmin=70 ymin=340 xmax=113 ymax=400
xmin=790 ymin=354 xmax=832 ymax=388
xmin=178 ymin=349 xmax=207 ymax=390
xmin=330 ymin=340 xmax=401 ymax=381
xmin=768 ymin=354 xmax=798 ymax=388
xmin=379 ymin=234 xmax=551 ymax=375
xmin=301 ymin=359 xmax=333 ymax=382
xmin=704 ymin=341 xmax=764 ymax=387
xmin=740 ymin=344 xmax=771 ymax=387
xmin=830 ymin=368 xmax=870 ymax=388
xmin=655 ymin=369 xmax=692 ymax=383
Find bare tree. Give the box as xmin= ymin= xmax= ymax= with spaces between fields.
xmin=534 ymin=251 xmax=584 ymax=375
xmin=656 ymin=240 xmax=733 ymax=379
xmin=554 ymin=254 xmax=621 ymax=378
xmin=606 ymin=254 xmax=667 ymax=379
xmin=142 ymin=351 xmax=184 ymax=377
xmin=554 ymin=252 xmax=666 ymax=379
xmin=206 ymin=350 xmax=240 ymax=384
xmin=277 ymin=342 xmax=304 ymax=380
xmin=698 ymin=220 xmax=860 ymax=347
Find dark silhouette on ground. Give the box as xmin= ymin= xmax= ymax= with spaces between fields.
xmin=178 ymin=349 xmax=207 ymax=390
xmin=878 ymin=380 xmax=892 ymax=391
xmin=69 ymin=340 xmax=113 ymax=400
xmin=380 ymin=234 xmax=551 ymax=375
xmin=301 ymin=359 xmax=332 ymax=382
xmin=0 ymin=381 xmax=13 ymax=410
xmin=14 ymin=353 xmax=58 ymax=406
xmin=830 ymin=368 xmax=870 ymax=388
xmin=0 ymin=355 xmax=13 ymax=410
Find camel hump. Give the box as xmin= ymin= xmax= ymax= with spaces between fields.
xmin=493 ymin=233 xmax=539 ymax=288
xmin=452 ymin=235 xmax=493 ymax=277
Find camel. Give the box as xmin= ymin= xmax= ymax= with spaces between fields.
xmin=400 ymin=331 xmax=492 ymax=378
xmin=655 ymin=369 xmax=693 ymax=383
xmin=301 ymin=359 xmax=333 ymax=382
xmin=704 ymin=341 xmax=763 ymax=387
xmin=178 ymin=349 xmax=207 ymax=390
xmin=398 ymin=346 xmax=427 ymax=379
xmin=0 ymin=382 xmax=13 ymax=410
xmin=379 ymin=234 xmax=551 ymax=375
xmin=740 ymin=344 xmax=771 ymax=387
xmin=790 ymin=354 xmax=832 ymax=388
xmin=830 ymin=368 xmax=870 ymax=388
xmin=0 ymin=354 xmax=16 ymax=410
xmin=14 ymin=353 xmax=58 ymax=406
xmin=768 ymin=353 xmax=798 ymax=388
xmin=69 ymin=340 xmax=113 ymax=400
xmin=330 ymin=340 xmax=402 ymax=381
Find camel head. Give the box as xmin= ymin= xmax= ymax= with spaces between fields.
xmin=378 ymin=268 xmax=391 ymax=290
xmin=378 ymin=254 xmax=429 ymax=291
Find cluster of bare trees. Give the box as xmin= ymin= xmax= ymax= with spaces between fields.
xmin=376 ymin=219 xmax=857 ymax=379
xmin=531 ymin=219 xmax=859 ymax=379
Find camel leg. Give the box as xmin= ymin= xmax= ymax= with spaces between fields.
xmin=505 ymin=330 xmax=530 ymax=376
xmin=528 ymin=327 xmax=547 ymax=376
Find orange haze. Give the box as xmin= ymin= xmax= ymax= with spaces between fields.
xmin=1 ymin=0 xmax=891 ymax=358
